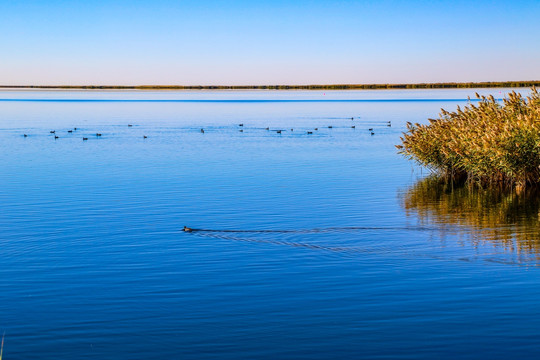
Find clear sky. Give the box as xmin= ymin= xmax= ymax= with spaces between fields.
xmin=1 ymin=0 xmax=539 ymax=85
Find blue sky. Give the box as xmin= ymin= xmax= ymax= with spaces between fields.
xmin=1 ymin=0 xmax=538 ymax=85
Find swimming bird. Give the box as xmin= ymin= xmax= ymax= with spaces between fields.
xmin=239 ymin=129 xmax=243 ymax=132
xmin=328 ymin=126 xmax=333 ymax=129
xmin=368 ymin=128 xmax=373 ymax=131
xmin=74 ymin=127 xmax=78 ymax=130
xmin=307 ymin=131 xmax=313 ymax=134
xmin=351 ymin=117 xmax=354 ymax=120
xmin=143 ymin=135 xmax=148 ymax=139
xmin=314 ymin=128 xmax=318 ymax=131
xmin=265 ymin=127 xmax=270 ymax=130
xmin=83 ymin=137 xmax=88 ymax=141
xmin=50 ymin=130 xmax=55 ymax=134
xmin=351 ymin=125 xmax=355 ymax=129
xmin=371 ymin=132 xmax=375 ymax=135
xmin=276 ymin=130 xmax=282 ymax=134
xmin=68 ymin=130 xmax=73 ymax=133
xmin=96 ymin=133 xmax=102 ymax=137
xmin=291 ymin=129 xmax=294 ymax=131
xmin=239 ymin=123 xmax=244 ymax=127
xmin=54 ymin=136 xmax=59 ymax=139
xmin=200 ymin=129 xmax=205 ymax=133
xmin=23 ymin=134 xmax=28 ymax=137
xmin=128 ymin=124 xmax=133 ymax=127
xmin=183 ymin=226 xmax=193 ymax=232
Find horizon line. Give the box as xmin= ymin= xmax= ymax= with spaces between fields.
xmin=0 ymin=80 xmax=539 ymax=90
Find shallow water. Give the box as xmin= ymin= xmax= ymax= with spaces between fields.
xmin=1 ymin=88 xmax=539 ymax=359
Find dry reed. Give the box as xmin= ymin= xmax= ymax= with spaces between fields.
xmin=397 ymin=88 xmax=540 ymax=189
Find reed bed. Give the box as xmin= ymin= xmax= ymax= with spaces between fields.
xmin=397 ymin=88 xmax=540 ymax=189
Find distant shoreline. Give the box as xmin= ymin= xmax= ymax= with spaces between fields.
xmin=0 ymin=81 xmax=539 ymax=90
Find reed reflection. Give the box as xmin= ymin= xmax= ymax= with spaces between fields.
xmin=402 ymin=176 xmax=540 ymax=256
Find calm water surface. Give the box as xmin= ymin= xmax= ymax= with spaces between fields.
xmin=1 ymin=89 xmax=539 ymax=359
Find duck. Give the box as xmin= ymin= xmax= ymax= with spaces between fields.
xmin=328 ymin=126 xmax=333 ymax=129
xmin=351 ymin=125 xmax=356 ymax=129
xmin=265 ymin=127 xmax=270 ymax=130
xmin=371 ymin=132 xmax=375 ymax=135
xmin=83 ymin=137 xmax=88 ymax=141
xmin=276 ymin=130 xmax=282 ymax=134
xmin=143 ymin=135 xmax=148 ymax=139
xmin=239 ymin=123 xmax=244 ymax=127
xmin=368 ymin=128 xmax=373 ymax=131
xmin=314 ymin=128 xmax=318 ymax=131
xmin=23 ymin=134 xmax=28 ymax=137
xmin=67 ymin=130 xmax=73 ymax=133
xmin=200 ymin=129 xmax=205 ymax=133
xmin=183 ymin=226 xmax=193 ymax=232
xmin=50 ymin=130 xmax=55 ymax=134
xmin=54 ymin=136 xmax=59 ymax=139
xmin=307 ymin=131 xmax=313 ymax=134
xmin=96 ymin=133 xmax=102 ymax=137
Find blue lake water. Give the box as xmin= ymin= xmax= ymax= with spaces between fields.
xmin=1 ymin=88 xmax=539 ymax=359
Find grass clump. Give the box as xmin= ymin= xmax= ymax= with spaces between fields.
xmin=397 ymin=88 xmax=540 ymax=189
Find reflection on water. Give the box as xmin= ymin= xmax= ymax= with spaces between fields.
xmin=402 ymin=176 xmax=540 ymax=259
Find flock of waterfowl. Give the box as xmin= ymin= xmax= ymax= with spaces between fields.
xmin=22 ymin=124 xmax=139 ymax=140
xmin=198 ymin=118 xmax=391 ymax=136
xmin=21 ymin=118 xmax=392 ymax=140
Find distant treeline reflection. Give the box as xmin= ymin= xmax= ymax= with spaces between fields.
xmin=402 ymin=177 xmax=540 ymax=255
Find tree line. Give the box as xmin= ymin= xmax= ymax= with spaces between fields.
xmin=1 ymin=81 xmax=539 ymax=90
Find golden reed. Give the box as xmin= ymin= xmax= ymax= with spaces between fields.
xmin=397 ymin=88 xmax=540 ymax=190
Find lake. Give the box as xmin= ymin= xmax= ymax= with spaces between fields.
xmin=1 ymin=88 xmax=539 ymax=359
